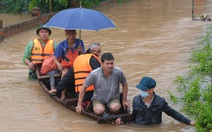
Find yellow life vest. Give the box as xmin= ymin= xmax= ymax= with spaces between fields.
xmin=74 ymin=54 xmax=100 ymax=93
xmin=31 ymin=38 xmax=54 ymax=64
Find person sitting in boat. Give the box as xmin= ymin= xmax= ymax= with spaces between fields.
xmin=53 ymin=30 xmax=85 ymax=100
xmin=76 ymin=52 xmax=129 ymax=116
xmin=114 ymin=76 xmax=195 ymax=126
xmin=22 ymin=24 xmax=57 ymax=79
xmin=49 ymin=43 xmax=101 ymax=100
xmin=54 ymin=30 xmax=85 ymax=77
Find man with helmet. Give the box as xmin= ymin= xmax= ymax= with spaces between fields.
xmin=22 ymin=24 xmax=57 ymax=79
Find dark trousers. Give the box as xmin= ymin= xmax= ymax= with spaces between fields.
xmin=56 ymin=68 xmax=75 ymax=94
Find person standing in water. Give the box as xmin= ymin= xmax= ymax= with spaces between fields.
xmin=23 ymin=25 xmax=57 ymax=79
xmin=114 ymin=76 xmax=195 ymax=126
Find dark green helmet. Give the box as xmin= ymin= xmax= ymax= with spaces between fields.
xmin=36 ymin=24 xmax=52 ymax=35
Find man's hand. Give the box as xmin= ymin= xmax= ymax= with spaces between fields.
xmin=76 ymin=105 xmax=83 ymax=114
xmin=57 ymin=63 xmax=63 ymax=71
xmin=112 ymin=118 xmax=123 ymax=125
xmin=78 ymin=45 xmax=83 ymax=53
xmin=28 ymin=62 xmax=35 ymax=70
xmin=122 ymin=100 xmax=129 ymax=110
xmin=190 ymin=121 xmax=195 ymax=126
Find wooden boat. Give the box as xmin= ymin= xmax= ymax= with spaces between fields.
xmin=36 ymin=64 xmax=132 ymax=124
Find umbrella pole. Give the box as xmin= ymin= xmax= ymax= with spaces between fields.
xmin=78 ymin=30 xmax=82 ymax=55
xmin=79 ymin=1 xmax=82 ymax=40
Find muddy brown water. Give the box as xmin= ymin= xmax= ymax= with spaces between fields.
xmin=0 ymin=0 xmax=211 ymax=131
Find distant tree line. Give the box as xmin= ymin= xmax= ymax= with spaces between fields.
xmin=0 ymin=0 xmax=127 ymax=14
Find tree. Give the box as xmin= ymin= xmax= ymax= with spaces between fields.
xmin=28 ymin=0 xmax=68 ymax=13
xmin=0 ymin=0 xmax=27 ymax=13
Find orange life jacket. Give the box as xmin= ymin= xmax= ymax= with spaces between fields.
xmin=31 ymin=38 xmax=54 ymax=64
xmin=61 ymin=48 xmax=79 ymax=68
xmin=74 ymin=54 xmax=100 ymax=93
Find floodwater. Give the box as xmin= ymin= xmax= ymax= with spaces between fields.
xmin=0 ymin=13 xmax=31 ymax=27
xmin=0 ymin=0 xmax=211 ymax=132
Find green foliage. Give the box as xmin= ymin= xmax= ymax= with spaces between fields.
xmin=117 ymin=0 xmax=127 ymax=3
xmin=28 ymin=0 xmax=69 ymax=13
xmin=196 ymin=103 xmax=212 ymax=132
xmin=169 ymin=26 xmax=212 ymax=132
xmin=191 ymin=28 xmax=212 ymax=74
xmin=0 ymin=0 xmax=27 ymax=13
xmin=54 ymin=0 xmax=68 ymax=7
xmin=28 ymin=0 xmax=36 ymax=12
xmin=183 ymin=77 xmax=201 ymax=102
xmin=0 ymin=0 xmax=128 ymax=14
xmin=202 ymin=85 xmax=212 ymax=101
xmin=80 ymin=0 xmax=100 ymax=8
xmin=167 ymin=90 xmax=178 ymax=103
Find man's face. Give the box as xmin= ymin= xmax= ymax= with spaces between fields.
xmin=143 ymin=88 xmax=154 ymax=95
xmin=66 ymin=30 xmax=76 ymax=41
xmin=101 ymin=59 xmax=114 ymax=73
xmin=38 ymin=29 xmax=50 ymax=41
xmin=91 ymin=46 xmax=101 ymax=58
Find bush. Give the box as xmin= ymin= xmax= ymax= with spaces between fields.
xmin=169 ymin=26 xmax=212 ymax=132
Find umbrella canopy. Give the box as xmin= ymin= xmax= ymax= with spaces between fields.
xmin=46 ymin=7 xmax=116 ymax=31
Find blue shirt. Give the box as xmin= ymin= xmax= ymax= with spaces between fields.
xmin=54 ymin=38 xmax=85 ymax=59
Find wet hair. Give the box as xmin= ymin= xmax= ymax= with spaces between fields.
xmin=101 ymin=52 xmax=114 ymax=63
xmin=86 ymin=43 xmax=100 ymax=53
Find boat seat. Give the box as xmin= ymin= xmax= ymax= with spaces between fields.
xmin=36 ymin=64 xmax=61 ymax=80
xmin=37 ymin=73 xmax=61 ymax=80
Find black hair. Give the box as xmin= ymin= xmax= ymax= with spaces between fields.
xmin=101 ymin=52 xmax=114 ymax=63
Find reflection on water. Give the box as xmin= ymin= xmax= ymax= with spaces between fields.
xmin=0 ymin=0 xmax=211 ymax=131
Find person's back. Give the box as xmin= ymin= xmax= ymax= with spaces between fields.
xmin=74 ymin=54 xmax=100 ymax=90
xmin=73 ymin=53 xmax=100 ymax=101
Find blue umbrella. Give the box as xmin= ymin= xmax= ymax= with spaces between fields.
xmin=46 ymin=7 xmax=116 ymax=31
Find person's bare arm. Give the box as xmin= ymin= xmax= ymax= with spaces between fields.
xmin=122 ymin=82 xmax=129 ymax=110
xmin=76 ymin=84 xmax=86 ymax=114
xmin=54 ymin=56 xmax=63 ymax=71
xmin=24 ymin=59 xmax=35 ymax=70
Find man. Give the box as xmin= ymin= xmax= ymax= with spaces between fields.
xmin=115 ymin=76 xmax=195 ymax=125
xmin=49 ymin=43 xmax=101 ymax=100
xmin=22 ymin=24 xmax=57 ymax=79
xmin=54 ymin=30 xmax=85 ymax=78
xmin=53 ymin=30 xmax=85 ymax=100
xmin=76 ymin=52 xmax=129 ymax=115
